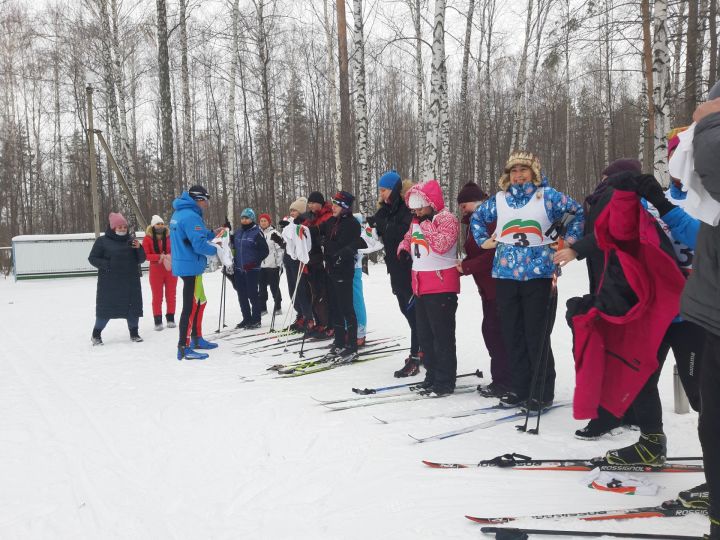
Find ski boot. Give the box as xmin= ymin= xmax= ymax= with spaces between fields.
xmin=412 ymin=376 xmax=435 ymax=392
xmin=129 ymin=328 xmax=144 ymax=343
xmin=177 ymin=346 xmax=209 ymax=361
xmin=394 ymin=355 xmax=421 ymax=378
xmin=192 ymin=336 xmax=219 ymax=350
xmin=320 ymin=345 xmax=344 ymax=362
xmin=273 ymin=303 xmax=282 ymax=315
xmin=235 ymin=320 xmax=249 ymax=329
xmin=708 ymin=518 xmax=720 ymax=540
xmin=425 ymin=385 xmax=454 ymax=398
xmin=166 ymin=314 xmax=176 ymax=328
xmin=521 ymin=397 xmax=554 ymax=413
xmin=154 ymin=315 xmax=164 ymax=331
xmin=91 ymin=328 xmax=103 ymax=346
xmin=332 ymin=348 xmax=359 ymax=365
xmin=575 ymin=416 xmax=623 ymax=441
xmin=476 ymin=381 xmax=507 ymax=398
xmin=244 ymin=320 xmax=261 ymax=330
xmin=289 ymin=316 xmax=304 ymax=332
xmin=498 ymin=391 xmax=525 ymax=408
xmin=678 ymin=482 xmax=710 ymax=510
xmin=356 ymin=336 xmax=366 ymax=348
xmin=605 ymin=432 xmax=667 ymax=466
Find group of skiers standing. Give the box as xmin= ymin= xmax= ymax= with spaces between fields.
xmin=85 ymin=85 xmax=720 ymax=538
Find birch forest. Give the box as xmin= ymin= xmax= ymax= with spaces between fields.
xmin=0 ymin=0 xmax=717 ymax=240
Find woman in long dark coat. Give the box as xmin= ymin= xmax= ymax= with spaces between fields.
xmin=88 ymin=212 xmax=146 ymax=345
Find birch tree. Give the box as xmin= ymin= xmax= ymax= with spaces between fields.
xmin=510 ymin=0 xmax=533 ymax=151
xmin=179 ymin=0 xmax=194 ymax=185
xmin=323 ymin=0 xmax=342 ymax=189
xmin=652 ymin=0 xmax=671 ymax=183
xmin=156 ymin=0 xmax=174 ymax=197
xmin=352 ymin=0 xmax=371 ymax=215
xmin=684 ymin=0 xmax=699 ymax=123
xmin=336 ymin=0 xmax=353 ymax=193
xmin=423 ymin=0 xmax=446 ymax=186
xmin=226 ymin=0 xmax=239 ymax=221
xmin=452 ymin=0 xmax=475 ymax=198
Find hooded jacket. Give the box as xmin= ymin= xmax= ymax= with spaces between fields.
xmin=397 ymin=180 xmax=460 ymax=295
xmin=371 ymin=179 xmax=413 ymax=277
xmin=233 ymin=223 xmax=269 ymax=272
xmin=142 ymin=225 xmax=173 ymax=274
xmin=88 ymin=228 xmax=146 ymax=319
xmin=570 ymin=190 xmax=685 ymax=419
xmin=304 ymin=202 xmax=334 ymax=267
xmin=261 ymin=225 xmax=284 ymax=269
xmin=168 ymin=192 xmax=216 ymax=277
xmin=681 ymin=111 xmax=720 ymax=337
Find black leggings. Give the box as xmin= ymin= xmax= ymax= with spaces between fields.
xmin=328 ymin=274 xmax=357 ymax=351
xmin=178 ymin=275 xmax=204 ymax=347
xmin=699 ymin=330 xmax=720 ymax=523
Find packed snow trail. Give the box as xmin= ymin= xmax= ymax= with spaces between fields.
xmin=0 ymin=263 xmax=708 ymax=539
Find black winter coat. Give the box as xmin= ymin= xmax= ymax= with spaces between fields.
xmin=321 ymin=213 xmax=365 ymax=280
xmin=88 ymin=228 xmax=146 ymax=319
xmin=370 ymin=181 xmax=412 ymax=287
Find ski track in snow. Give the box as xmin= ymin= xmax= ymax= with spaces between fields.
xmin=0 ymin=263 xmax=708 ymax=539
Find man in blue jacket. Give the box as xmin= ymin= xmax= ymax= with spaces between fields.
xmin=169 ymin=185 xmax=220 ymax=360
xmin=233 ymin=208 xmax=269 ymax=330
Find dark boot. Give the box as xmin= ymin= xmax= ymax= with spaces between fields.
xmin=394 ymin=355 xmax=421 ymax=378
xmin=154 ymin=315 xmax=163 ymax=331
xmin=605 ymin=432 xmax=667 ymax=466
xmin=91 ymin=328 xmax=103 ymax=346
xmin=129 ymin=327 xmax=144 ymax=343
xmin=575 ymin=415 xmax=623 ymax=441
xmin=678 ymin=482 xmax=709 ymax=509
xmin=166 ymin=313 xmax=176 ymax=328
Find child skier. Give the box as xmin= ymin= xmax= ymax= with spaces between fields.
xmin=397 ymin=179 xmax=460 ymax=396
xmin=471 ymin=151 xmax=584 ymax=410
xmin=353 ymin=213 xmax=383 ymax=346
xmin=258 ymin=213 xmax=284 ymax=316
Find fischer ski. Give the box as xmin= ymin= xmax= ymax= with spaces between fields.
xmin=421 ymin=453 xmax=704 ymax=473
xmin=351 ymin=369 xmax=483 ymax=395
xmin=269 ymin=343 xmax=403 ymax=373
xmin=320 ymin=384 xmax=479 ymax=411
xmin=373 ymin=400 xmax=570 ymax=424
xmin=478 ymin=525 xmax=703 ymax=539
xmin=408 ymin=403 xmax=571 ymax=443
xmin=465 ymin=498 xmax=708 ymax=524
xmin=274 ymin=350 xmax=400 ymax=378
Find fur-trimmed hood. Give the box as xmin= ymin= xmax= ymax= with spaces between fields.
xmin=498 ymin=151 xmax=542 ymax=191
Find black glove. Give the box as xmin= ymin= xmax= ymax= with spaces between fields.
xmin=279 ymin=218 xmax=290 ymax=228
xmin=607 ymin=171 xmax=639 ymax=192
xmin=270 ymin=232 xmax=286 ymax=248
xmin=636 ymin=174 xmax=675 ymax=216
xmin=294 ymin=214 xmax=307 ymax=225
xmin=366 ymin=215 xmax=377 ymax=228
xmin=223 ymin=218 xmax=232 ymax=231
xmin=398 ymin=250 xmax=411 ymax=264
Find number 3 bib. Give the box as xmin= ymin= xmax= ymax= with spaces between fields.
xmin=495 ymin=189 xmax=554 ymax=247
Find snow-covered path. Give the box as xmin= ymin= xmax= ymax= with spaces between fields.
xmin=0 ymin=263 xmax=707 ymax=539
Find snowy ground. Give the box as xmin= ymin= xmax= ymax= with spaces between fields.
xmin=0 ymin=262 xmax=708 ymax=539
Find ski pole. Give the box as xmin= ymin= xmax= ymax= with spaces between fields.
xmin=479 ymin=526 xmax=703 ymax=540
xmin=280 ymin=261 xmax=305 ymax=350
xmin=529 ymin=285 xmax=558 ymax=435
xmin=216 ymin=271 xmax=226 ymax=333
xmin=221 ymin=270 xmax=227 ymax=328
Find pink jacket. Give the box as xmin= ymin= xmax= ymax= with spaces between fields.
xmin=398 ymin=180 xmax=460 ymax=296
xmin=571 ymin=190 xmax=685 ymax=419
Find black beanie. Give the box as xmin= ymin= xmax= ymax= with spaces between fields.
xmin=601 ymin=158 xmax=642 ymax=178
xmin=308 ymin=191 xmax=325 ymax=205
xmin=457 ymin=182 xmax=488 ymax=204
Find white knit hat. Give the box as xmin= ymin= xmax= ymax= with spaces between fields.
xmin=407 ymin=192 xmax=428 ymax=209
xmin=150 ymin=214 xmax=164 ymax=226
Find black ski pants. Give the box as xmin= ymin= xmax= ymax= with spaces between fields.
xmin=700 ymin=330 xmax=720 ymax=524
xmin=495 ymin=278 xmax=556 ymax=402
xmin=658 ymin=320 xmax=704 ymax=412
xmin=415 ymin=292 xmax=458 ymax=391
xmin=178 ymin=275 xmax=203 ymax=347
xmin=259 ymin=267 xmax=282 ymax=311
xmin=284 ymin=256 xmax=313 ymax=321
xmin=308 ymin=264 xmax=330 ymax=328
xmin=390 ymin=269 xmax=419 ymax=356
xmin=328 ymin=273 xmax=357 ymax=351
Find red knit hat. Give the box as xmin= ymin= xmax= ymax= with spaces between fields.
xmin=258 ymin=213 xmax=272 ymax=223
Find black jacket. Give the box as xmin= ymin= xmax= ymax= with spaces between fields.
xmin=321 ymin=213 xmax=365 ymax=280
xmin=88 ymin=228 xmax=146 ymax=319
xmin=370 ymin=181 xmax=412 ymax=281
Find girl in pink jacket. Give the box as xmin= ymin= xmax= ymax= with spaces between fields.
xmin=397 ymin=179 xmax=460 ymax=396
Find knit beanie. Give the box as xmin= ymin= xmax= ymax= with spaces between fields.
xmin=456 ymin=182 xmax=487 ymax=204
xmin=331 ymin=190 xmax=355 ymax=210
xmin=601 ymin=158 xmax=642 ymax=178
xmin=150 ymin=215 xmax=164 ymax=226
xmin=289 ymin=197 xmax=308 ymax=214
xmin=308 ymin=191 xmax=325 ymax=205
xmin=109 ymin=212 xmax=128 ymax=229
xmin=258 ymin=213 xmax=272 ymax=223
xmin=188 ymin=184 xmax=210 ymax=201
xmin=240 ymin=208 xmax=256 ymax=222
xmin=378 ymin=170 xmax=401 ymax=190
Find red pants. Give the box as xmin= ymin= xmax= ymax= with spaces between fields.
xmin=149 ymin=264 xmax=178 ymax=317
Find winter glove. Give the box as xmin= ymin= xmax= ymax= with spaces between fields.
xmin=270 ymin=231 xmax=286 ymax=247
xmin=294 ymin=213 xmax=307 ymax=225
xmin=607 ymin=170 xmax=639 ymax=192
xmin=417 ymin=213 xmax=433 ymax=223
xmin=636 ymin=174 xmax=675 ymax=216
xmin=366 ymin=215 xmax=377 ymax=228
xmin=279 ymin=218 xmax=290 ymax=228
xmin=398 ymin=250 xmax=412 ymax=265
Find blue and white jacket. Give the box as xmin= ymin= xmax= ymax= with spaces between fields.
xmin=470 ymin=179 xmax=584 ymax=281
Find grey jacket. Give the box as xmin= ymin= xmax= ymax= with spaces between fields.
xmin=680 ymin=112 xmax=720 ymax=336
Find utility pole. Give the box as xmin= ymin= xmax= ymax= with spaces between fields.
xmin=86 ymin=85 xmax=101 ymax=238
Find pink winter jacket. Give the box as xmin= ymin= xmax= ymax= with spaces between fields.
xmin=397 ymin=180 xmax=460 ymax=296
xmin=571 ymin=190 xmax=685 ymax=419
